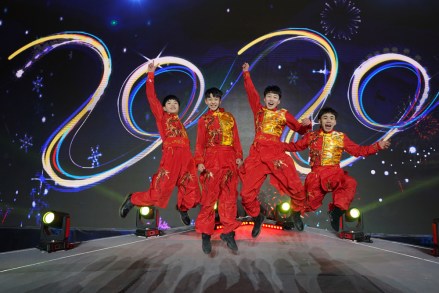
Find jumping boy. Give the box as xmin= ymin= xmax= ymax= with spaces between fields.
xmin=119 ymin=61 xmax=201 ymax=225
xmin=194 ymin=87 xmax=243 ymax=254
xmin=283 ymin=107 xmax=391 ymax=231
xmin=240 ymin=62 xmax=311 ymax=237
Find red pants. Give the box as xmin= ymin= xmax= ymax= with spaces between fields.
xmin=305 ymin=166 xmax=357 ymax=211
xmin=195 ymin=147 xmax=241 ymax=235
xmin=131 ymin=146 xmax=200 ymax=211
xmin=240 ymin=143 xmax=306 ymax=218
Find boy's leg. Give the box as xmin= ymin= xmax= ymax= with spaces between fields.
xmin=176 ymin=149 xmax=202 ymax=225
xmin=266 ymin=154 xmax=308 ymax=231
xmin=326 ymin=170 xmax=357 ymax=231
xmin=268 ymin=154 xmax=306 ymax=211
xmin=120 ymin=157 xmax=177 ymax=218
xmin=195 ymin=170 xmax=219 ymax=236
xmin=195 ymin=192 xmax=217 ymax=254
xmin=240 ymin=155 xmax=269 ymax=238
xmin=240 ymin=155 xmax=269 ymax=217
xmin=304 ymin=172 xmax=326 ymax=212
xmin=331 ymin=172 xmax=357 ymax=211
xmin=218 ymin=167 xmax=241 ymax=251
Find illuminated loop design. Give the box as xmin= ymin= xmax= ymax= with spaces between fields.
xmin=9 ymin=33 xmax=205 ymax=189
xmin=118 ymin=57 xmax=205 ymax=140
xmin=238 ymin=28 xmax=339 ymax=174
xmin=345 ymin=53 xmax=438 ymax=167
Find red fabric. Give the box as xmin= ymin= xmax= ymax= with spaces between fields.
xmin=240 ymin=72 xmax=309 ymax=217
xmin=194 ymin=108 xmax=242 ymax=164
xmin=284 ymin=129 xmax=380 ymax=211
xmin=130 ymin=72 xmax=201 ymax=211
xmin=243 ymin=71 xmax=310 ymax=137
xmin=145 ymin=72 xmax=190 ymax=148
xmin=131 ymin=147 xmax=200 ymax=211
xmin=304 ymin=166 xmax=357 ymax=211
xmin=284 ymin=130 xmax=380 ymax=164
xmin=194 ymin=109 xmax=242 ymax=235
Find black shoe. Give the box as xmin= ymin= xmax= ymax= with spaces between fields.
xmin=220 ymin=231 xmax=238 ymax=251
xmin=251 ymin=213 xmax=265 ymax=238
xmin=292 ymin=211 xmax=304 ymax=231
xmin=202 ymin=233 xmax=212 ymax=254
xmin=329 ymin=207 xmax=345 ymax=232
xmin=179 ymin=210 xmax=191 ymax=226
xmin=119 ymin=193 xmax=134 ymax=218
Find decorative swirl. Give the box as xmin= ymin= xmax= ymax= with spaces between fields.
xmin=9 ymin=33 xmax=205 ymax=189
xmin=238 ymin=28 xmax=339 ymax=174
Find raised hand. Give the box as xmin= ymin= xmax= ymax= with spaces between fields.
xmin=242 ymin=62 xmax=250 ymax=72
xmin=148 ymin=60 xmax=159 ymax=73
xmin=379 ymin=139 xmax=391 ymax=150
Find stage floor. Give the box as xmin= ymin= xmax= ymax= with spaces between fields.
xmin=1 ymin=225 xmax=438 ymax=292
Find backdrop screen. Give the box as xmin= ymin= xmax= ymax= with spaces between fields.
xmin=1 ymin=0 xmax=438 ymax=234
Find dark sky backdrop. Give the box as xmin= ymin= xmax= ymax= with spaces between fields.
xmin=1 ymin=0 xmax=438 ymax=234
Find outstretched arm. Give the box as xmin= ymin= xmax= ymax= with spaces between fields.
xmin=242 ymin=62 xmax=261 ymax=115
xmin=283 ymin=133 xmax=310 ymax=152
xmin=145 ymin=61 xmax=164 ymax=121
xmin=285 ymin=112 xmax=312 ymax=135
xmin=344 ymin=135 xmax=391 ymax=157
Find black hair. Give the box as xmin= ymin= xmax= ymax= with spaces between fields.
xmin=264 ymin=85 xmax=282 ymax=99
xmin=317 ymin=107 xmax=338 ymax=119
xmin=204 ymin=87 xmax=223 ymax=100
xmin=162 ymin=95 xmax=181 ymax=107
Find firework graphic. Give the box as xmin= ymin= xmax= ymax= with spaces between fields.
xmin=321 ymin=0 xmax=361 ymax=40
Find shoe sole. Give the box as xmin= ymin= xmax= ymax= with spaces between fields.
xmin=220 ymin=235 xmax=238 ymax=251
xmin=251 ymin=216 xmax=265 ymax=238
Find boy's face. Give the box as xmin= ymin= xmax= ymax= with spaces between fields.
xmin=205 ymin=94 xmax=221 ymax=111
xmin=319 ymin=113 xmax=337 ymax=133
xmin=163 ymin=99 xmax=179 ymax=114
xmin=264 ymin=92 xmax=280 ymax=110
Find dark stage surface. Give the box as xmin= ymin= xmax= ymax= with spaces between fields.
xmin=1 ymin=226 xmax=438 ymax=292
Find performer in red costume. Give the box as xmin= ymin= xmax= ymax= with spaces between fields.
xmin=240 ymin=62 xmax=311 ymax=237
xmin=119 ymin=61 xmax=201 ymax=225
xmin=194 ymin=87 xmax=243 ymax=254
xmin=283 ymin=107 xmax=391 ymax=231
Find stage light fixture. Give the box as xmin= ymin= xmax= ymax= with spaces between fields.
xmin=432 ymin=218 xmax=439 ymax=257
xmin=338 ymin=207 xmax=371 ymax=242
xmin=280 ymin=202 xmax=291 ymax=213
xmin=135 ymin=206 xmax=162 ymax=237
xmin=274 ymin=201 xmax=295 ymax=230
xmin=38 ymin=211 xmax=71 ymax=252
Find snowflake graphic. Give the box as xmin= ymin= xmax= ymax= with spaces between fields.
xmin=287 ymin=71 xmax=299 ymax=85
xmin=27 ymin=170 xmax=53 ymax=224
xmin=88 ymin=145 xmax=102 ymax=168
xmin=321 ymin=0 xmax=361 ymax=40
xmin=32 ymin=75 xmax=44 ymax=96
xmin=17 ymin=133 xmax=33 ymax=153
xmin=27 ymin=187 xmax=49 ymax=225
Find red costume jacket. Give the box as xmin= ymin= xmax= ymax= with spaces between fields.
xmin=284 ymin=129 xmax=381 ymax=167
xmin=146 ymin=72 xmax=190 ymax=149
xmin=194 ymin=108 xmax=243 ymax=164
